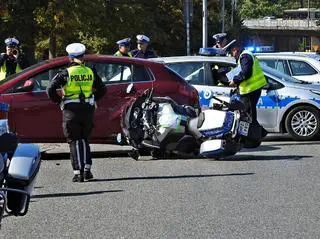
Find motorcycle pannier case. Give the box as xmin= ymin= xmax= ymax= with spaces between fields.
xmin=5 ymin=144 xmax=41 ymax=216
xmin=200 ymin=139 xmax=238 ymax=158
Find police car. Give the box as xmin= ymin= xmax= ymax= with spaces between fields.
xmin=151 ymin=56 xmax=320 ymax=140
xmin=255 ymin=53 xmax=320 ymax=83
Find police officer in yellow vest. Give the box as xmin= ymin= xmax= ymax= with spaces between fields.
xmin=0 ymin=37 xmax=28 ymax=81
xmin=114 ymin=38 xmax=133 ymax=57
xmin=229 ymin=44 xmax=267 ymax=126
xmin=46 ymin=43 xmax=106 ymax=183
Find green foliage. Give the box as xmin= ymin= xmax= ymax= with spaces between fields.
xmin=6 ymin=0 xmax=317 ymax=61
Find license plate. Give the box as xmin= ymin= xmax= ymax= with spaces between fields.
xmin=238 ymin=121 xmax=250 ymax=136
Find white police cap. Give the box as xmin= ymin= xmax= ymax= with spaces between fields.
xmin=5 ymin=37 xmax=19 ymax=46
xmin=116 ymin=38 xmax=131 ymax=46
xmin=212 ymin=33 xmax=227 ymax=43
xmin=136 ymin=35 xmax=150 ymax=44
xmin=66 ymin=43 xmax=86 ymax=58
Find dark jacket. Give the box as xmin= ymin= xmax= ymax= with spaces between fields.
xmin=233 ymin=52 xmax=254 ymax=85
xmin=131 ymin=49 xmax=157 ymax=59
xmin=46 ymin=62 xmax=106 ymax=104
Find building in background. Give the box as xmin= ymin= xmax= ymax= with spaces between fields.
xmin=242 ymin=8 xmax=320 ymax=52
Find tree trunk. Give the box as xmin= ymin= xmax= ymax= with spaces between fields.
xmin=300 ymin=0 xmax=304 ymax=8
xmin=49 ymin=35 xmax=56 ymax=59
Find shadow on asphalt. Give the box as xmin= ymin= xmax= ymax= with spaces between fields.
xmin=86 ymin=172 xmax=254 ymax=183
xmin=264 ymin=142 xmax=320 ymax=147
xmin=247 ymin=145 xmax=280 ymax=152
xmin=41 ymin=151 xmax=130 ymax=160
xmin=213 ymin=155 xmax=313 ymax=161
xmin=31 ymin=190 xmax=123 ymax=199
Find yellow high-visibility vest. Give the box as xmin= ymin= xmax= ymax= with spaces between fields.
xmin=114 ymin=51 xmax=133 ymax=57
xmin=63 ymin=65 xmax=94 ymax=99
xmin=238 ymin=50 xmax=267 ymax=95
xmin=0 ymin=62 xmax=22 ymax=81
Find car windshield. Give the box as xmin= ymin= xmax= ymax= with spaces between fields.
xmin=0 ymin=61 xmax=48 ymax=85
xmin=167 ymin=62 xmax=204 ymax=78
xmin=261 ymin=65 xmax=311 ymax=84
xmin=166 ymin=62 xmax=205 ymax=84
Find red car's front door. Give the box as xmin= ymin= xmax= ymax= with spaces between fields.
xmin=91 ymin=83 xmax=132 ymax=142
xmin=10 ymin=90 xmax=62 ymax=142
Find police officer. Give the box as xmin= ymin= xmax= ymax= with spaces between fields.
xmin=229 ymin=44 xmax=267 ymax=128
xmin=46 ymin=43 xmax=106 ymax=182
xmin=114 ymin=38 xmax=132 ymax=57
xmin=212 ymin=33 xmax=227 ymax=49
xmin=131 ymin=34 xmax=157 ymax=58
xmin=0 ymin=37 xmax=28 ymax=81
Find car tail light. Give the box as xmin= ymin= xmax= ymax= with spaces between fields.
xmin=191 ymin=88 xmax=200 ymax=107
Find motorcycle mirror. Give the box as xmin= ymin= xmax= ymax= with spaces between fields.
xmin=126 ymin=83 xmax=135 ymax=94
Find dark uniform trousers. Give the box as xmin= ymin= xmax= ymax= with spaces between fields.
xmin=62 ymin=102 xmax=95 ymax=172
xmin=240 ymin=89 xmax=262 ymax=124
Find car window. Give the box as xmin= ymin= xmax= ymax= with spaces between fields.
xmin=288 ymin=60 xmax=317 ymax=76
xmin=210 ymin=64 xmax=233 ymax=86
xmin=259 ymin=59 xmax=276 ymax=68
xmin=167 ymin=62 xmax=205 ymax=85
xmin=259 ymin=59 xmax=290 ymax=75
xmin=86 ymin=62 xmax=151 ymax=84
xmin=9 ymin=66 xmax=65 ymax=94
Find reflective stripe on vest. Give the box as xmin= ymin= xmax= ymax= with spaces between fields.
xmin=0 ymin=62 xmax=22 ymax=81
xmin=114 ymin=51 xmax=132 ymax=57
xmin=63 ymin=65 xmax=94 ymax=99
xmin=238 ymin=50 xmax=267 ymax=95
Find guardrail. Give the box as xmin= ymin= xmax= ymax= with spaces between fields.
xmin=243 ymin=19 xmax=320 ymax=30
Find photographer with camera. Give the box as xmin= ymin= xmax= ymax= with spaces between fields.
xmin=0 ymin=37 xmax=28 ymax=81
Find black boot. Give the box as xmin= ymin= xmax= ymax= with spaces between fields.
xmin=72 ymin=174 xmax=84 ymax=183
xmin=84 ymin=171 xmax=93 ymax=180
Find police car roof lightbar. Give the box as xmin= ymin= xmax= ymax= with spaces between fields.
xmin=199 ymin=39 xmax=237 ymax=56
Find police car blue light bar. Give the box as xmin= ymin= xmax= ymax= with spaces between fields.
xmin=245 ymin=45 xmax=274 ymax=53
xmin=199 ymin=48 xmax=223 ymax=56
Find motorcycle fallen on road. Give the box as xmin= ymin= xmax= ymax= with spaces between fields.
xmin=119 ymin=84 xmax=263 ymax=160
xmin=0 ymin=102 xmax=41 ymax=228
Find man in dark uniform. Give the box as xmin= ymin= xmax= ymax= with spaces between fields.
xmin=46 ymin=43 xmax=106 ymax=182
xmin=114 ymin=38 xmax=132 ymax=57
xmin=131 ymin=35 xmax=157 ymax=59
xmin=229 ymin=44 xmax=268 ymax=137
xmin=0 ymin=37 xmax=29 ymax=81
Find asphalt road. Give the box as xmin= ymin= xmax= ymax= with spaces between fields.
xmin=1 ymin=135 xmax=320 ymax=239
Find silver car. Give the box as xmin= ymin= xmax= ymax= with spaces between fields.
xmin=152 ymin=56 xmax=320 ymax=140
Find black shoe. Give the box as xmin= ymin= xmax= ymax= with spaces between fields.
xmin=84 ymin=171 xmax=93 ymax=180
xmin=72 ymin=174 xmax=84 ymax=183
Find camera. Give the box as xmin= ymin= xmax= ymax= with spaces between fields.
xmin=12 ymin=49 xmax=18 ymax=55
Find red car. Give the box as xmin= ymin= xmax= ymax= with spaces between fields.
xmin=0 ymin=55 xmax=199 ymax=143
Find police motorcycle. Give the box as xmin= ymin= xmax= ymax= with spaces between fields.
xmin=120 ymin=84 xmax=200 ymax=160
xmin=0 ymin=102 xmax=41 ymax=228
xmin=120 ymin=82 xmax=262 ymax=160
xmin=195 ymin=88 xmax=263 ymax=158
